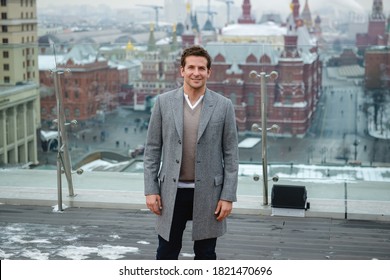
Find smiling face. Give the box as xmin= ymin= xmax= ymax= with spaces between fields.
xmin=180 ymin=55 xmax=211 ymax=94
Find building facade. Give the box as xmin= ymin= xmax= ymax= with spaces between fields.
xmin=132 ymin=0 xmax=322 ymax=137
xmin=364 ymin=46 xmax=390 ymax=90
xmin=39 ymin=45 xmax=129 ymax=125
xmin=0 ymin=0 xmax=40 ymax=166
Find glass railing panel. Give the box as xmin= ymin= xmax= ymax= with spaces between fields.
xmin=0 ymin=0 xmax=389 ymax=219
xmin=1 ymin=41 xmax=389 ymax=171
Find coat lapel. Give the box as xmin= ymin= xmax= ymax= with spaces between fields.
xmin=197 ymin=89 xmax=216 ymax=141
xmin=170 ymin=87 xmax=184 ymax=141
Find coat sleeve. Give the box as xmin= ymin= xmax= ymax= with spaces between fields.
xmin=143 ymin=96 xmax=163 ymax=195
xmin=220 ymin=99 xmax=239 ymax=202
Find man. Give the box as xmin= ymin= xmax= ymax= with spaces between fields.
xmin=144 ymin=45 xmax=239 ymax=260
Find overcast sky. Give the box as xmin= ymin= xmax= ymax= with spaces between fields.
xmin=37 ymin=0 xmax=376 ymax=16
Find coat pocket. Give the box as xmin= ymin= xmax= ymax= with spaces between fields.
xmin=214 ymin=174 xmax=223 ymax=187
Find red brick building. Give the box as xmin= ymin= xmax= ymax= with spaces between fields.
xmin=39 ymin=45 xmax=128 ymax=124
xmin=364 ymin=47 xmax=390 ymax=90
xmin=204 ymin=43 xmax=321 ymax=136
xmin=134 ymin=0 xmax=322 ymax=137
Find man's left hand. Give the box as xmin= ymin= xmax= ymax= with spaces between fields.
xmin=214 ymin=200 xmax=233 ymax=222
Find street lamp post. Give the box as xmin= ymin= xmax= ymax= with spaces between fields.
xmin=250 ymin=70 xmax=278 ymax=205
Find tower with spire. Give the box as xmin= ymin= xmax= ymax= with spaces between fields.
xmin=181 ymin=1 xmax=196 ymax=48
xmin=147 ymin=23 xmax=157 ymax=52
xmin=356 ymin=0 xmax=388 ymax=53
xmin=284 ymin=0 xmax=300 ymax=54
xmin=238 ymin=0 xmax=256 ymax=24
xmin=276 ymin=0 xmax=320 ymax=133
xmin=290 ymin=0 xmax=300 ymax=21
xmin=301 ymin=0 xmax=313 ymax=31
xmin=313 ymin=15 xmax=322 ymax=41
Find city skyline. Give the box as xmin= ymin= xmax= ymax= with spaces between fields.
xmin=37 ymin=0 xmax=376 ymax=17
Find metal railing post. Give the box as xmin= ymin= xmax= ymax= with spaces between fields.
xmin=250 ymin=70 xmax=279 ymax=205
xmin=51 ymin=68 xmax=81 ymax=210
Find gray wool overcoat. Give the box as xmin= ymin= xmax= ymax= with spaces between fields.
xmin=143 ymin=87 xmax=239 ymax=241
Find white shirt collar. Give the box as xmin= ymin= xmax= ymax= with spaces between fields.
xmin=184 ymin=93 xmax=204 ymax=110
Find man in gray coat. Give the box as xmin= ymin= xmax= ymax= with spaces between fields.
xmin=144 ymin=45 xmax=239 ymax=260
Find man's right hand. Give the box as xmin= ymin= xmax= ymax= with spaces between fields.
xmin=146 ymin=194 xmax=162 ymax=215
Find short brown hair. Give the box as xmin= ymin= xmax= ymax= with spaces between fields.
xmin=180 ymin=45 xmax=212 ymax=70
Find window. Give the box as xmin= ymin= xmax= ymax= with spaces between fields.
xmin=1 ymin=0 xmax=7 ymax=7
xmin=247 ymin=93 xmax=255 ymax=106
xmin=2 ymin=26 xmax=8 ymax=32
xmin=65 ymin=108 xmax=70 ymax=117
xmin=1 ymin=13 xmax=6 ymax=19
xmin=3 ymin=51 xmax=9 ymax=58
xmin=4 ymin=76 xmax=10 ymax=83
xmin=230 ymin=93 xmax=237 ymax=105
xmin=2 ymin=38 xmax=8 ymax=44
xmin=3 ymin=64 xmax=9 ymax=71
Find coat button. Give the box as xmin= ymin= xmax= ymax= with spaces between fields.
xmin=178 ymin=140 xmax=182 ymax=144
xmin=173 ymin=178 xmax=176 ymax=182
xmin=176 ymin=159 xmax=180 ymax=163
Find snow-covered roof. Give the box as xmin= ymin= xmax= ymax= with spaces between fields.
xmin=76 ymin=157 xmax=390 ymax=183
xmin=38 ymin=55 xmax=64 ymax=71
xmin=221 ymin=22 xmax=287 ymax=37
xmin=40 ymin=130 xmax=58 ymax=141
xmin=62 ymin=44 xmax=99 ymax=65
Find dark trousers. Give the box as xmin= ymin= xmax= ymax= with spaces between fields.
xmin=156 ymin=188 xmax=217 ymax=260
